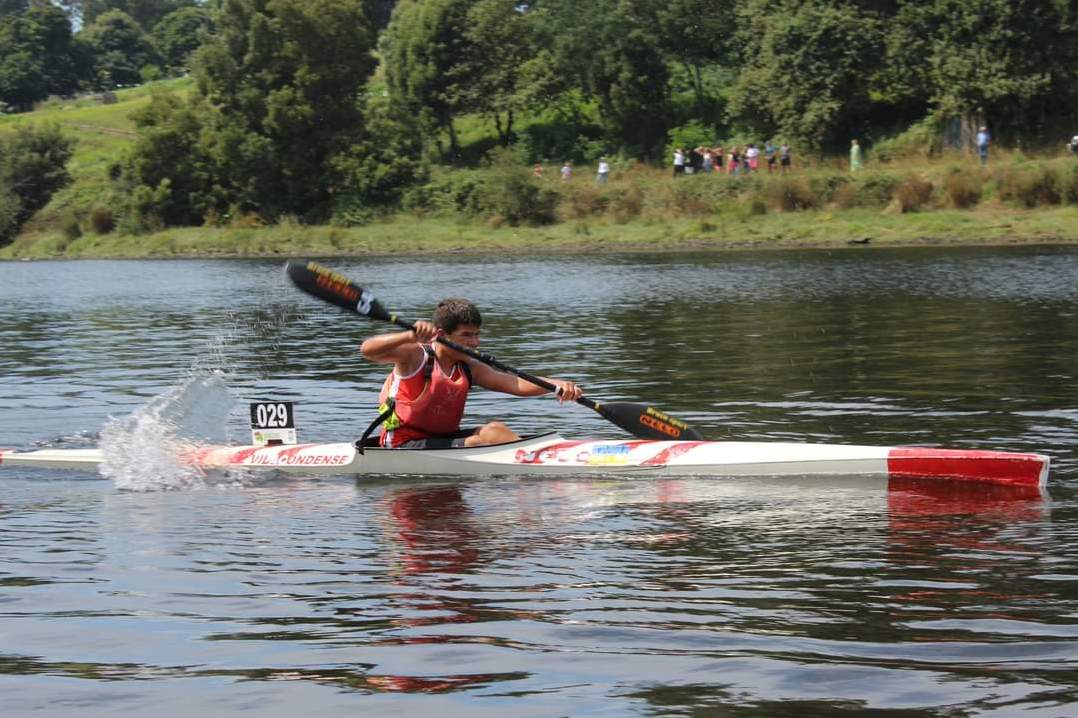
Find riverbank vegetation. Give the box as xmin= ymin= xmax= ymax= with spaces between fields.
xmin=3 ymin=1 xmax=1078 ymax=258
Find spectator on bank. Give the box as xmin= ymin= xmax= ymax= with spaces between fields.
xmin=597 ymin=157 xmax=610 ymax=183
xmin=713 ymin=146 xmax=724 ymax=172
xmin=746 ymin=144 xmax=760 ymax=173
xmin=849 ymin=139 xmax=862 ymax=172
xmin=560 ymin=161 xmax=572 ymax=181
xmin=701 ymin=147 xmax=713 ymax=173
xmin=686 ymin=146 xmax=702 ymax=175
xmin=1068 ymin=135 xmax=1078 ymax=155
xmin=672 ymin=148 xmax=685 ymax=178
xmin=780 ymin=142 xmax=792 ymax=172
xmin=976 ymin=126 xmax=990 ymax=165
xmin=729 ymin=146 xmax=741 ymax=176
xmin=534 ymin=162 xmax=543 ymax=178
xmin=765 ymin=141 xmax=777 ymax=172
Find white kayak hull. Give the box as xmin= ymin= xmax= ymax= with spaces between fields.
xmin=0 ymin=433 xmax=1050 ymax=489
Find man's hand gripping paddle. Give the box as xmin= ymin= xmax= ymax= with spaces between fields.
xmin=285 ymin=260 xmax=704 ymax=441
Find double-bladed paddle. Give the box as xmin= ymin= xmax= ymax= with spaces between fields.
xmin=285 ymin=260 xmax=704 ymax=441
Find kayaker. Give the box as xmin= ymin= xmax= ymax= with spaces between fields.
xmin=360 ymin=298 xmax=583 ymax=448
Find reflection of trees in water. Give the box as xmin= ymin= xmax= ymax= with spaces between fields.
xmin=0 ymin=652 xmax=526 ymax=694
xmin=602 ymin=283 xmax=1078 ymax=445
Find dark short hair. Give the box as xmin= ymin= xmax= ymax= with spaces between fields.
xmin=433 ymin=298 xmax=482 ymax=333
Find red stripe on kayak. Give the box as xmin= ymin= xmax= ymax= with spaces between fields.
xmin=641 ymin=441 xmax=708 ymax=467
xmin=228 ymin=446 xmax=266 ymax=463
xmin=0 ymin=449 xmax=6 ymax=465
xmin=887 ymin=448 xmax=1047 ymax=487
xmin=185 ymin=444 xmax=319 ymax=466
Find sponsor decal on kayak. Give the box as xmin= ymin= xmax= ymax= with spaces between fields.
xmin=246 ymin=450 xmax=352 ymax=467
xmin=581 ymin=443 xmax=632 ymax=466
xmin=514 ymin=441 xmax=662 ymax=466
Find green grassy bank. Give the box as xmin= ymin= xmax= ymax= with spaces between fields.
xmin=6 ymin=203 xmax=1077 ymax=260
xmin=4 ymin=81 xmax=1078 ymax=260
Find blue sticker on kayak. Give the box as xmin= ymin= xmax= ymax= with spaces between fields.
xmin=586 ymin=443 xmax=631 ymax=465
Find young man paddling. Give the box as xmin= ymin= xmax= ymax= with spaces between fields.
xmin=360 ymin=298 xmax=582 ymax=448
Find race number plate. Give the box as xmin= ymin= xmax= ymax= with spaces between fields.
xmin=249 ymin=401 xmax=297 ymax=446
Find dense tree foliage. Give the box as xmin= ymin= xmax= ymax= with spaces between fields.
xmin=77 ymin=0 xmax=200 ymax=31
xmin=0 ymin=2 xmax=86 ymax=110
xmin=151 ymin=5 xmax=214 ymax=72
xmin=729 ymin=0 xmax=883 ymax=152
xmin=116 ymin=0 xmax=380 ymax=227
xmin=381 ymin=0 xmax=474 ymax=155
xmin=364 ymin=0 xmax=397 ymax=29
xmin=80 ymin=9 xmax=163 ymax=87
xmin=0 ymin=124 xmax=75 ymax=244
xmin=882 ymin=0 xmax=1078 ymax=141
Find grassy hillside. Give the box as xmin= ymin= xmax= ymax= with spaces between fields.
xmin=0 ymin=78 xmax=193 ymax=240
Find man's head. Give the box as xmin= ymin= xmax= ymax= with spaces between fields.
xmin=433 ymin=298 xmax=482 ymax=334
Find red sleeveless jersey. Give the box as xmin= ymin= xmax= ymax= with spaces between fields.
xmin=378 ymin=345 xmax=471 ymax=447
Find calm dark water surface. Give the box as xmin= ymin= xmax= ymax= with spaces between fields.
xmin=1 ymin=248 xmax=1076 ymax=717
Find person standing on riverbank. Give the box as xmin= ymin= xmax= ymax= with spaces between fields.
xmin=850 ymin=139 xmax=862 ymax=172
xmin=976 ymin=126 xmax=990 ymax=165
xmin=597 ymin=157 xmax=610 ymax=183
xmin=746 ymin=144 xmax=760 ymax=173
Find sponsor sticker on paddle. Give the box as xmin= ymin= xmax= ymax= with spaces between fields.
xmin=250 ymin=401 xmax=297 ymax=446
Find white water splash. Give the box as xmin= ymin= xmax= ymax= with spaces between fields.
xmin=99 ymin=370 xmax=249 ymax=491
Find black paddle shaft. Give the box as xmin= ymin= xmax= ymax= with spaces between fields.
xmin=285 ymin=260 xmax=703 ymax=441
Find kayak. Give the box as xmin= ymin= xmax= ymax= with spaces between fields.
xmin=0 ymin=433 xmax=1050 ymax=489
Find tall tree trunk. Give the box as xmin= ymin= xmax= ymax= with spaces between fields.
xmin=494 ymin=114 xmax=506 ymax=146
xmin=447 ymin=120 xmax=460 ymax=161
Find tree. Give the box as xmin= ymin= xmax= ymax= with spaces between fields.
xmin=0 ymin=0 xmax=31 ymax=16
xmin=79 ymin=9 xmax=163 ymax=88
xmin=881 ymin=0 xmax=1078 ymax=142
xmin=0 ymin=2 xmax=84 ymax=110
xmin=80 ymin=1 xmax=200 ymax=31
xmin=647 ymin=0 xmax=735 ymax=113
xmin=151 ymin=5 xmax=213 ymax=72
xmin=381 ymin=0 xmax=475 ymax=157
xmin=0 ymin=124 xmax=75 ymax=244
xmin=364 ymin=0 xmax=397 ymax=29
xmin=727 ymin=0 xmax=883 ymax=153
xmin=189 ymin=0 xmax=377 ymax=220
xmin=459 ymin=0 xmax=538 ymax=146
xmin=534 ymin=0 xmax=670 ymax=157
xmin=119 ymin=92 xmax=218 ymax=227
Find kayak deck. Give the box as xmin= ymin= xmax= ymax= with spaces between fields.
xmin=0 ymin=433 xmax=1050 ymax=488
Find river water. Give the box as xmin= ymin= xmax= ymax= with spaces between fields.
xmin=1 ymin=248 xmax=1076 ymax=717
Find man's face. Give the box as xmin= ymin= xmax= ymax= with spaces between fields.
xmin=446 ymin=324 xmax=481 ymax=350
